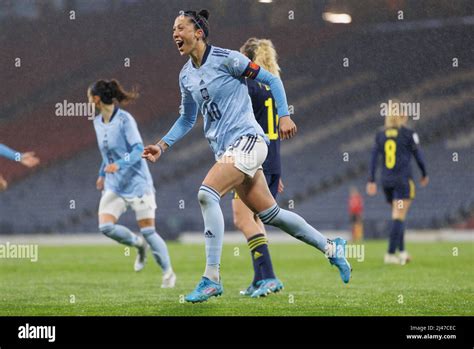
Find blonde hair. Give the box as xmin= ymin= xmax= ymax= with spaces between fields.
xmin=240 ymin=38 xmax=281 ymax=77
xmin=384 ymin=114 xmax=404 ymax=129
xmin=384 ymin=99 xmax=408 ymax=129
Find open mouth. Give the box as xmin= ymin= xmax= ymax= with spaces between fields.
xmin=176 ymin=40 xmax=184 ymax=50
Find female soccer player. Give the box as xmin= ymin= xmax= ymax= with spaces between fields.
xmin=89 ymin=79 xmax=176 ymax=288
xmin=366 ymin=113 xmax=429 ymax=265
xmin=143 ymin=9 xmax=351 ymax=303
xmin=0 ymin=144 xmax=40 ymax=191
xmin=234 ymin=38 xmax=285 ymax=298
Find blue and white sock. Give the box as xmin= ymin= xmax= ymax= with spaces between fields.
xmin=257 ymin=204 xmax=328 ymax=253
xmin=141 ymin=226 xmax=172 ymax=273
xmin=198 ymin=185 xmax=224 ymax=282
xmin=99 ymin=223 xmax=140 ymax=247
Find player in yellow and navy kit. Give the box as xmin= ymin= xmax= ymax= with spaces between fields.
xmin=367 ymin=114 xmax=429 ymax=265
xmin=232 ymin=38 xmax=284 ymax=298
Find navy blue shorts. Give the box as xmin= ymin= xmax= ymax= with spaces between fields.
xmin=382 ymin=178 xmax=415 ymax=204
xmin=265 ymin=173 xmax=281 ymax=199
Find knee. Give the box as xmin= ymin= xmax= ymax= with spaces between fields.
xmin=233 ymin=214 xmax=246 ymax=232
xmin=198 ymin=185 xmax=221 ymax=206
xmin=99 ymin=223 xmax=114 ymax=237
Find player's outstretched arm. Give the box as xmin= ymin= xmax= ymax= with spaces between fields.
xmin=143 ymin=141 xmax=169 ymax=163
xmin=20 ymin=151 xmax=40 ymax=168
xmin=253 ymin=67 xmax=296 ymax=139
xmin=413 ymin=148 xmax=429 ymax=186
xmin=0 ymin=143 xmax=20 ymax=161
xmin=367 ymin=138 xmax=380 ymax=196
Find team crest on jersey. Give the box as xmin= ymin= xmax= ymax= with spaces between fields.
xmin=200 ymin=87 xmax=210 ymax=100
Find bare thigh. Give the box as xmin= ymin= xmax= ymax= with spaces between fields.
xmin=234 ymin=170 xmax=276 ymax=214
xmin=137 ymin=218 xmax=155 ymax=229
xmin=391 ymin=199 xmax=412 ymax=220
xmin=99 ymin=214 xmax=117 ymax=225
xmin=202 ymin=156 xmax=247 ymax=196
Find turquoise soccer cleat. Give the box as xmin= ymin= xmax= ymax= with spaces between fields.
xmin=328 ymin=237 xmax=352 ymax=284
xmin=185 ymin=276 xmax=223 ymax=303
xmin=250 ymin=278 xmax=284 ymax=298
xmin=239 ymin=280 xmax=263 ymax=296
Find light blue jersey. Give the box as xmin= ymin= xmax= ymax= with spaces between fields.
xmin=162 ymin=45 xmax=290 ymax=159
xmin=0 ymin=144 xmax=20 ymax=161
xmin=94 ymin=107 xmax=154 ymax=198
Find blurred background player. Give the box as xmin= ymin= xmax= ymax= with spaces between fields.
xmin=0 ymin=144 xmax=40 ymax=191
xmin=143 ymin=9 xmax=351 ymax=303
xmin=233 ymin=38 xmax=285 ymax=298
xmin=348 ymin=186 xmax=364 ymax=241
xmin=89 ymin=79 xmax=176 ymax=288
xmin=366 ymin=113 xmax=429 ymax=265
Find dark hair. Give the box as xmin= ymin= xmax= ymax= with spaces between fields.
xmin=183 ymin=9 xmax=210 ymax=42
xmin=89 ymin=79 xmax=138 ymax=105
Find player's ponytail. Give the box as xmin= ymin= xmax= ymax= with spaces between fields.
xmin=90 ymin=79 xmax=138 ymax=105
xmin=240 ymin=38 xmax=281 ymax=78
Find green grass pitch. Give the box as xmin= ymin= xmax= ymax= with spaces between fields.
xmin=1 ymin=241 xmax=472 ymax=316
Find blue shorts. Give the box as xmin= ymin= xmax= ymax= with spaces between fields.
xmin=382 ymin=178 xmax=416 ymax=204
xmin=265 ymin=173 xmax=281 ymax=199
xmin=233 ymin=172 xmax=281 ymax=200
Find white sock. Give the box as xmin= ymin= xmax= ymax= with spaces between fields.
xmin=163 ymin=268 xmax=174 ymax=278
xmin=204 ymin=264 xmax=220 ymax=282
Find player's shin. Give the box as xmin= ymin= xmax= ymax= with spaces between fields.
xmin=388 ymin=219 xmax=403 ymax=254
xmin=140 ymin=227 xmax=172 ymax=273
xmin=198 ymin=185 xmax=224 ymax=283
xmin=99 ymin=223 xmax=140 ymax=247
xmin=257 ymin=204 xmax=329 ymax=253
xmin=247 ymin=233 xmax=275 ymax=283
xmin=398 ymin=220 xmax=406 ymax=252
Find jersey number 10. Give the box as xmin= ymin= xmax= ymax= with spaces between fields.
xmin=384 ymin=139 xmax=397 ymax=169
xmin=264 ymin=98 xmax=279 ymax=140
xmin=204 ymin=101 xmax=222 ymax=122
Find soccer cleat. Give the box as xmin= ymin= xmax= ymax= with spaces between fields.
xmin=134 ymin=236 xmax=147 ymax=272
xmin=251 ymin=278 xmax=284 ymax=298
xmin=398 ymin=251 xmax=411 ymax=265
xmin=161 ymin=270 xmax=177 ymax=288
xmin=240 ymin=280 xmax=262 ymax=296
xmin=328 ymin=237 xmax=352 ymax=284
xmin=185 ymin=276 xmax=223 ymax=303
xmin=384 ymin=253 xmax=401 ymax=265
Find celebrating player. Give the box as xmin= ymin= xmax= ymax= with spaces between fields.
xmin=0 ymin=144 xmax=40 ymax=191
xmin=143 ymin=9 xmax=351 ymax=303
xmin=234 ymin=38 xmax=285 ymax=298
xmin=89 ymin=79 xmax=176 ymax=288
xmin=366 ymin=113 xmax=429 ymax=265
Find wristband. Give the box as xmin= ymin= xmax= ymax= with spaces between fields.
xmin=156 ymin=142 xmax=165 ymax=155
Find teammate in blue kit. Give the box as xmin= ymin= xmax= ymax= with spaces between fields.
xmin=367 ymin=113 xmax=429 ymax=265
xmin=0 ymin=144 xmax=40 ymax=191
xmin=143 ymin=9 xmax=351 ymax=303
xmin=89 ymin=79 xmax=176 ymax=288
xmin=234 ymin=38 xmax=285 ymax=298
